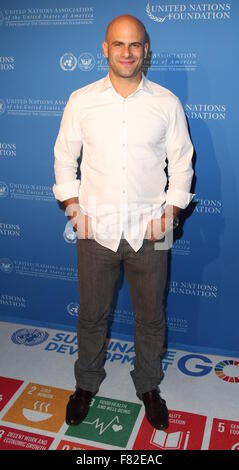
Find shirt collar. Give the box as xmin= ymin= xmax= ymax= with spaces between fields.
xmin=99 ymin=73 xmax=155 ymax=96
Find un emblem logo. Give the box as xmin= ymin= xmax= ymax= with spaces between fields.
xmin=0 ymin=182 xmax=8 ymax=198
xmin=63 ymin=221 xmax=77 ymax=243
xmin=0 ymin=99 xmax=6 ymax=115
xmin=67 ymin=302 xmax=79 ymax=317
xmin=0 ymin=11 xmax=4 ymax=27
xmin=60 ymin=53 xmax=77 ymax=71
xmin=0 ymin=258 xmax=14 ymax=273
xmin=11 ymin=328 xmax=49 ymax=347
xmin=78 ymin=52 xmax=95 ymax=72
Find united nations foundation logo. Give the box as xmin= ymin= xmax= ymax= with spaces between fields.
xmin=0 ymin=99 xmax=6 ymax=115
xmin=169 ymin=280 xmax=218 ymax=298
xmin=185 ymin=104 xmax=226 ymax=121
xmin=0 ymin=258 xmax=14 ymax=273
xmin=78 ymin=52 xmax=95 ymax=72
xmin=195 ymin=198 xmax=222 ymax=215
xmin=146 ymin=2 xmax=231 ymax=23
xmin=0 ymin=182 xmax=8 ymax=198
xmin=60 ymin=53 xmax=77 ymax=72
xmin=67 ymin=302 xmax=79 ymax=316
xmin=11 ymin=328 xmax=49 ymax=346
xmin=146 ymin=3 xmax=167 ymax=22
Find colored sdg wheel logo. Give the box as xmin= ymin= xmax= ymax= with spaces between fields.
xmin=11 ymin=328 xmax=49 ymax=347
xmin=215 ymin=360 xmax=239 ymax=383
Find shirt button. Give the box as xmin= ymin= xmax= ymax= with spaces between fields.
xmin=122 ymin=190 xmax=126 ymax=194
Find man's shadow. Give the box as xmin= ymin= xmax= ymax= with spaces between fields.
xmin=153 ymin=67 xmax=224 ymax=352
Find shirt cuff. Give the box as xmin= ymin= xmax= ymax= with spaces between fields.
xmin=165 ymin=188 xmax=195 ymax=209
xmin=52 ymin=180 xmax=80 ymax=202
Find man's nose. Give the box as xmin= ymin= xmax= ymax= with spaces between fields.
xmin=122 ymin=45 xmax=131 ymax=57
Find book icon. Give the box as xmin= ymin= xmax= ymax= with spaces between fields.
xmin=150 ymin=429 xmax=190 ymax=450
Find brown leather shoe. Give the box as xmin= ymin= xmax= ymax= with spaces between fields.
xmin=65 ymin=388 xmax=94 ymax=426
xmin=142 ymin=389 xmax=169 ymax=430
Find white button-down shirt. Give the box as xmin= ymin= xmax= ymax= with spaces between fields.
xmin=53 ymin=73 xmax=194 ymax=252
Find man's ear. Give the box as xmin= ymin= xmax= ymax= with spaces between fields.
xmin=102 ymin=41 xmax=109 ymax=58
xmin=144 ymin=42 xmax=149 ymax=59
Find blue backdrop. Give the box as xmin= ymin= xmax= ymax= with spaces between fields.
xmin=0 ymin=0 xmax=238 ymax=356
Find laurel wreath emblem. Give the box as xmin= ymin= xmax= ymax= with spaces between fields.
xmin=146 ymin=3 xmax=167 ymax=23
xmin=11 ymin=328 xmax=49 ymax=346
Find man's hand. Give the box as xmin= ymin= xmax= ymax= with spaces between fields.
xmin=63 ymin=197 xmax=93 ymax=239
xmin=147 ymin=205 xmax=181 ymax=241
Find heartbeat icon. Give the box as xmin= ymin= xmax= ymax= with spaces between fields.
xmin=83 ymin=415 xmax=123 ymax=435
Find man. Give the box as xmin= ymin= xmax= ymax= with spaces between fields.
xmin=53 ymin=14 xmax=194 ymax=430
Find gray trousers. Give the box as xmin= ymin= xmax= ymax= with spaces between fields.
xmin=74 ymin=238 xmax=168 ymax=397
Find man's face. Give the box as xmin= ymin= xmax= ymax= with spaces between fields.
xmin=102 ymin=19 xmax=148 ymax=79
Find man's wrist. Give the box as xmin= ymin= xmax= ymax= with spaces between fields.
xmin=165 ymin=205 xmax=181 ymax=229
xmin=172 ymin=216 xmax=180 ymax=229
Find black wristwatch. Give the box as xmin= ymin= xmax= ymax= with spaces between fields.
xmin=172 ymin=216 xmax=180 ymax=229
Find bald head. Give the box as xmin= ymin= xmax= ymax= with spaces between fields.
xmin=105 ymin=14 xmax=148 ymax=44
xmin=102 ymin=14 xmax=149 ymax=84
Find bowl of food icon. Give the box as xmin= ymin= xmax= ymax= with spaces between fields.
xmin=23 ymin=408 xmax=53 ymax=422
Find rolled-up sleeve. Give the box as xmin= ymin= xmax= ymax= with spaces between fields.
xmin=53 ymin=93 xmax=83 ymax=202
xmin=165 ymin=97 xmax=194 ymax=208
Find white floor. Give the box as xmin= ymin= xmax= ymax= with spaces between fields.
xmin=0 ymin=321 xmax=238 ymax=450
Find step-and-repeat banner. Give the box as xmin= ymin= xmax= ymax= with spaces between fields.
xmin=0 ymin=0 xmax=238 ymax=356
